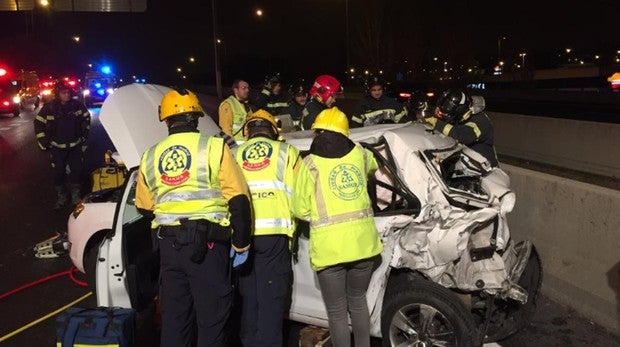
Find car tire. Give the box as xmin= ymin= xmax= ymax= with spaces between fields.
xmin=381 ymin=272 xmax=479 ymax=347
xmin=481 ymin=242 xmax=543 ymax=342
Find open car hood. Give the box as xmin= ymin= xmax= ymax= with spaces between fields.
xmin=99 ymin=83 xmax=221 ymax=169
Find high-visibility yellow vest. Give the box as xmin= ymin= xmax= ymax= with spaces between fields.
xmin=225 ymin=96 xmax=249 ymax=141
xmin=293 ymin=145 xmax=383 ymax=270
xmin=235 ymin=137 xmax=298 ymax=237
xmin=140 ymin=133 xmax=229 ymax=228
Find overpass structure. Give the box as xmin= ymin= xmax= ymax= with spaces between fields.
xmin=489 ymin=112 xmax=620 ymax=335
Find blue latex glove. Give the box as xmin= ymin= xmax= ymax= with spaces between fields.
xmin=229 ymin=248 xmax=249 ymax=268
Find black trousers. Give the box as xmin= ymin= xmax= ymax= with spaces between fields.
xmin=49 ymin=146 xmax=83 ymax=186
xmin=238 ymin=235 xmax=292 ymax=347
xmin=158 ymin=237 xmax=232 ymax=347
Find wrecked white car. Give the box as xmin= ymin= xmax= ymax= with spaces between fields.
xmin=67 ymin=83 xmax=542 ymax=346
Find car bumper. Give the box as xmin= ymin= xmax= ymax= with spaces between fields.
xmin=67 ymin=202 xmax=116 ymax=272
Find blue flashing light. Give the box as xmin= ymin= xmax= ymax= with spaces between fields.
xmin=94 ymin=82 xmax=102 ymax=88
xmin=97 ymin=88 xmax=106 ymax=96
xmin=100 ymin=65 xmax=112 ymax=75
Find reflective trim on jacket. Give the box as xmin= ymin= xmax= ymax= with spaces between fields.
xmin=141 ymin=134 xmax=229 ymax=227
xmin=293 ymin=145 xmax=383 ymax=270
xmin=235 ymin=137 xmax=299 ymax=237
xmin=34 ymin=99 xmax=90 ymax=149
xmin=226 ymin=96 xmax=250 ymax=141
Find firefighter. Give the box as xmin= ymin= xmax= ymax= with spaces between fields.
xmin=253 ymin=73 xmax=290 ymax=116
xmin=292 ymin=107 xmax=383 ymax=347
xmin=426 ymin=88 xmax=499 ymax=167
xmin=407 ymin=93 xmax=433 ymax=120
xmin=284 ymin=79 xmax=309 ymax=130
xmin=135 ymin=88 xmax=252 ymax=347
xmin=351 ymin=77 xmax=407 ymax=127
xmin=300 ymin=74 xmax=343 ymax=130
xmin=234 ymin=109 xmax=300 ymax=347
xmin=219 ymin=79 xmax=253 ymax=141
xmin=34 ymin=81 xmax=90 ymax=209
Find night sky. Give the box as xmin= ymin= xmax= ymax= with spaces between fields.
xmin=0 ymin=0 xmax=618 ymax=85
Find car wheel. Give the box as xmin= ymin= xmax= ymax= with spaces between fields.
xmin=480 ymin=242 xmax=543 ymax=342
xmin=381 ymin=272 xmax=479 ymax=347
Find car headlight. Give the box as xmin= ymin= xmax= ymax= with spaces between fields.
xmin=499 ymin=192 xmax=516 ymax=216
xmin=72 ymin=202 xmax=85 ymax=218
xmin=12 ymin=95 xmax=20 ymax=104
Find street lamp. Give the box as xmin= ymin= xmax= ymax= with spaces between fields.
xmin=497 ymin=36 xmax=506 ymax=62
xmin=212 ymin=0 xmax=222 ymax=99
xmin=345 ymin=0 xmax=350 ymax=75
xmin=519 ymin=52 xmax=527 ymax=68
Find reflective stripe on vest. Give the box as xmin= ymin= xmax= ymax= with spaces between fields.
xmin=304 ymin=146 xmax=373 ymax=229
xmin=227 ymin=96 xmax=249 ymax=140
xmin=236 ymin=139 xmax=294 ymax=236
xmin=142 ymin=135 xmax=228 ymax=226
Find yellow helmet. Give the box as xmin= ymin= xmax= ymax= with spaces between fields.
xmin=311 ymin=107 xmax=349 ymax=137
xmin=159 ymin=88 xmax=204 ymax=121
xmin=244 ymin=109 xmax=280 ymax=139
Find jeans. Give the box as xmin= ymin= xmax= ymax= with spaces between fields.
xmin=316 ymin=256 xmax=379 ymax=347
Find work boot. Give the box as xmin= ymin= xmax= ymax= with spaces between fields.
xmin=54 ymin=185 xmax=68 ymax=210
xmin=69 ymin=183 xmax=82 ymax=205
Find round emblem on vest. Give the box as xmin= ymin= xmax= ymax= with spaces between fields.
xmin=328 ymin=163 xmax=363 ymax=200
xmin=158 ymin=145 xmax=192 ymax=186
xmin=241 ymin=140 xmax=273 ymax=171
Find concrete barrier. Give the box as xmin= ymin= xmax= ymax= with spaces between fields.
xmin=503 ymin=163 xmax=620 ymax=334
xmin=489 ymin=112 xmax=620 ymax=179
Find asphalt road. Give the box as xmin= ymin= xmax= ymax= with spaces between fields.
xmin=0 ymin=100 xmax=618 ymax=346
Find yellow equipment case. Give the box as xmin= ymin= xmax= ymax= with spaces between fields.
xmin=91 ymin=150 xmax=127 ymax=192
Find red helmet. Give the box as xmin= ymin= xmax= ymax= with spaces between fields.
xmin=309 ymin=75 xmax=343 ymax=103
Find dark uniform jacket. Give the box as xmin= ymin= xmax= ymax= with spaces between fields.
xmin=253 ymin=89 xmax=290 ymax=116
xmin=300 ymin=99 xmax=327 ymax=131
xmin=432 ymin=112 xmax=499 ymax=167
xmin=351 ymin=95 xmax=408 ymax=127
xmin=34 ymin=99 xmax=90 ymax=150
xmin=283 ymin=100 xmax=305 ymax=130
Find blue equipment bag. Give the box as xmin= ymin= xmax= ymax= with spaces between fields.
xmin=55 ymin=307 xmax=136 ymax=347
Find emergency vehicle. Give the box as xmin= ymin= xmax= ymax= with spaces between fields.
xmin=83 ymin=65 xmax=117 ymax=107
xmin=67 ymin=83 xmax=542 ymax=346
xmin=0 ymin=66 xmax=21 ymax=117
xmin=16 ymin=70 xmax=40 ymax=109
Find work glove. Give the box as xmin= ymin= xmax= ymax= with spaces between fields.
xmin=424 ymin=116 xmax=438 ymax=127
xmin=229 ymin=248 xmax=249 ymax=268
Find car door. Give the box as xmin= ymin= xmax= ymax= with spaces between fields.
xmin=96 ymin=168 xmax=159 ymax=310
